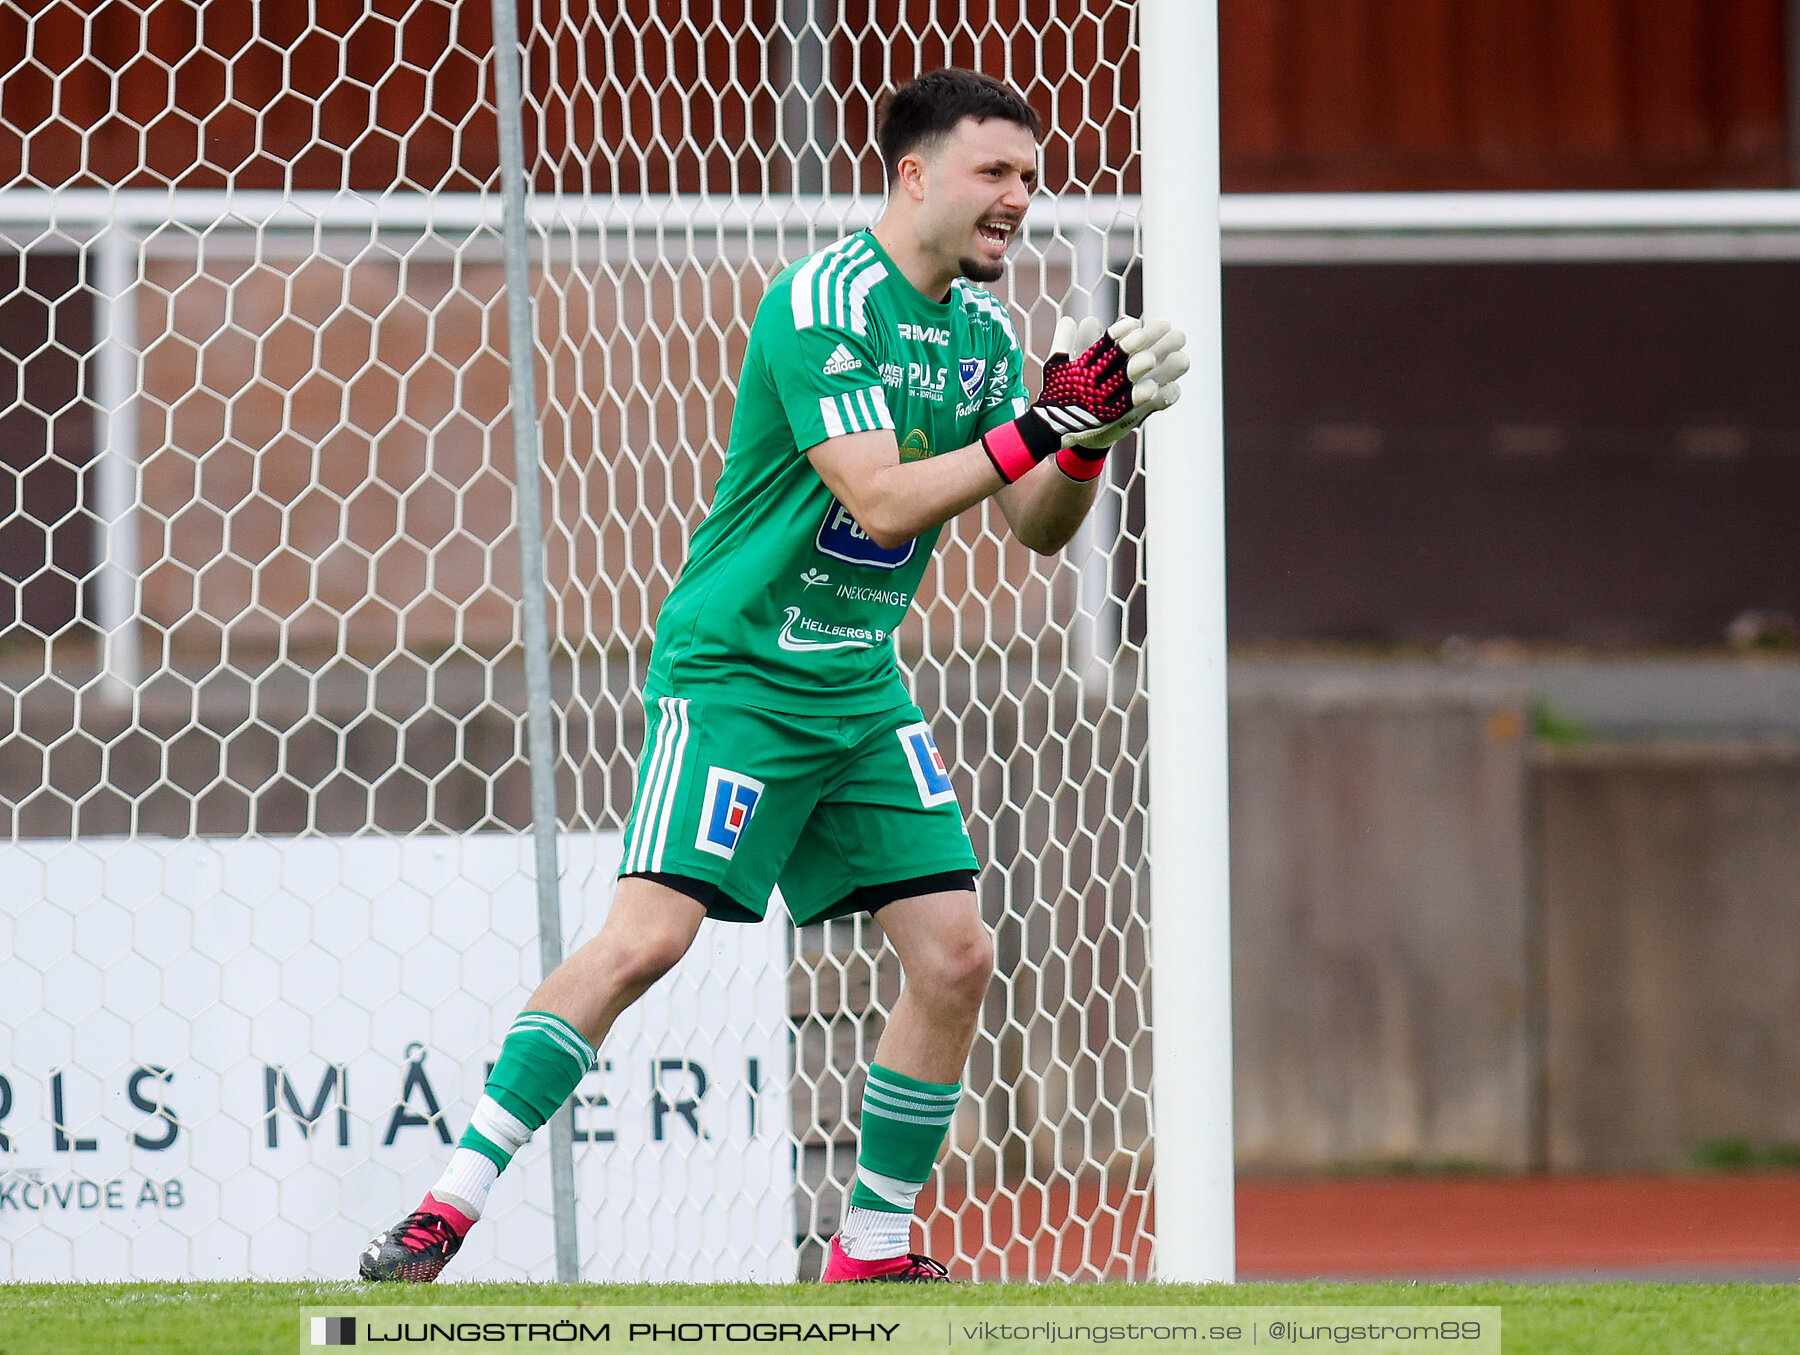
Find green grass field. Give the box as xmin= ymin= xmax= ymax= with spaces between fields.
xmin=2 ymin=1280 xmax=1797 ymax=1355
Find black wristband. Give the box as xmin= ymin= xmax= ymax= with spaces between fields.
xmin=980 ymin=408 xmax=1064 ymax=483
xmin=1011 ymin=408 xmax=1062 ymax=460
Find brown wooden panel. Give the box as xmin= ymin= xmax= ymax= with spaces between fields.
xmin=842 ymin=1 xmax=1135 ymax=197
xmin=1549 ymin=0 xmax=1627 ymax=155
xmin=1 ymin=0 xmax=500 ymax=190
xmin=1714 ymin=0 xmax=1787 ymax=156
xmin=1462 ymin=0 xmax=1550 ymax=154
xmin=1295 ymin=0 xmax=1374 ymax=154
xmin=1371 ymin=0 xmax=1455 ymax=153
xmin=527 ymin=0 xmax=783 ymax=196
xmin=3 ymin=1 xmax=1133 ymax=194
xmin=10 ymin=4 xmax=1785 ymax=199
xmin=1221 ymin=0 xmax=1791 ymax=190
xmin=1624 ymin=0 xmax=1708 ymax=154
xmin=0 ymin=2 xmax=88 ymax=186
xmin=1220 ymin=0 xmax=1286 ymax=154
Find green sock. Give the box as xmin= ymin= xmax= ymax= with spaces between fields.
xmin=848 ymin=1063 xmax=961 ymax=1213
xmin=457 ymin=1011 xmax=595 ymax=1170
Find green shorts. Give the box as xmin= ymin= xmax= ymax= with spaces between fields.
xmin=617 ymin=691 xmax=979 ymax=925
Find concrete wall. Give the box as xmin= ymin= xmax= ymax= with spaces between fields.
xmin=1229 ymin=665 xmax=1800 ymax=1174
xmin=1539 ymin=742 xmax=1800 ymax=1170
xmin=1230 ymin=676 xmax=1534 ymax=1171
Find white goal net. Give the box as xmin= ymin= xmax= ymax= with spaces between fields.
xmin=0 ymin=1 xmax=1152 ymax=1281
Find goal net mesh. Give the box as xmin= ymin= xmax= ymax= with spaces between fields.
xmin=0 ymin=1 xmax=1150 ymax=1281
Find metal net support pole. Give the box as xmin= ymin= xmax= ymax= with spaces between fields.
xmin=92 ymin=225 xmax=143 ymax=703
xmin=488 ymin=0 xmax=581 ymax=1285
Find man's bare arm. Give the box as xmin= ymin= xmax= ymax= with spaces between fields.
xmin=806 ymin=430 xmax=1007 ymax=550
xmin=992 ymin=462 xmax=1099 ymax=554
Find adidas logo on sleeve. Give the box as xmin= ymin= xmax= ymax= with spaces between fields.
xmin=822 ymin=343 xmax=862 ymax=375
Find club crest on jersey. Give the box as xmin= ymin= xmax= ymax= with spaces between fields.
xmin=897 ymin=722 xmax=957 ymax=807
xmin=697 ymin=767 xmax=764 ymax=859
xmin=958 ymin=357 xmax=986 ymax=400
xmin=815 ymin=499 xmax=916 ymax=569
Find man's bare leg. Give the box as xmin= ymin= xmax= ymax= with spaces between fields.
xmin=824 ymin=888 xmax=993 ymax=1278
xmin=529 ymin=876 xmax=708 ymax=1047
xmin=867 ymin=889 xmax=994 ymax=1080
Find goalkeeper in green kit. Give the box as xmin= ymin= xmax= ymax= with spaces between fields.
xmin=361 ymin=67 xmax=1187 ymax=1283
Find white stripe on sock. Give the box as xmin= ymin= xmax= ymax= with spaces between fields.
xmin=853 ymin=1165 xmax=923 ymax=1211
xmin=468 ymin=1095 xmax=533 ymax=1155
xmin=859 ymin=1090 xmax=955 ymax=1127
xmin=510 ymin=1014 xmax=594 ymax=1073
xmin=863 ymin=1078 xmax=961 ymax=1108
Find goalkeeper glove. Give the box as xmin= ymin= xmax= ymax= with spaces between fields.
xmin=979 ymin=315 xmax=1190 ymax=484
xmin=1052 ymin=315 xmax=1190 ymax=480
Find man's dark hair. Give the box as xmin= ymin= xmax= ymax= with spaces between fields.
xmin=877 ymin=69 xmax=1042 ymax=182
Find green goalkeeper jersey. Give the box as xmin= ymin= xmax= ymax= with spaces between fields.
xmin=647 ymin=229 xmax=1030 ymax=713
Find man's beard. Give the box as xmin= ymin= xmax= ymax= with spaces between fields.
xmin=958 ymin=254 xmax=1005 ymax=283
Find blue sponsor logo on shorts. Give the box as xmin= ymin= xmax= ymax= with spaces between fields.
xmin=815 ymin=499 xmax=915 ymax=569
xmin=697 ymin=767 xmax=765 ymax=859
xmin=897 ymin=722 xmax=957 ymax=807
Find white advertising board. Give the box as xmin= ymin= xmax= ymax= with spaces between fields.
xmin=0 ymin=833 xmax=796 ymax=1282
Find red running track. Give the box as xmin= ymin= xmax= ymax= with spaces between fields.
xmin=921 ymin=1174 xmax=1800 ymax=1280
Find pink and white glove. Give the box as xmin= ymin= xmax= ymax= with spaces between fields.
xmin=980 ymin=315 xmax=1190 ymax=483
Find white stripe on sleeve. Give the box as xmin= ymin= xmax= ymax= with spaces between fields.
xmin=846 ymin=264 xmax=887 ymax=336
xmin=829 ymin=245 xmax=873 ymax=329
xmin=821 ymin=244 xmax=865 ymax=329
xmin=867 ymin=385 xmax=894 ymax=430
xmin=851 ymin=387 xmax=877 ymax=431
xmin=820 ymin=395 xmax=848 ymax=439
xmin=790 ymin=253 xmax=825 ymax=330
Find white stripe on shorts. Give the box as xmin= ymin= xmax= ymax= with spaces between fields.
xmin=648 ymin=698 xmax=690 ymax=872
xmin=627 ymin=697 xmax=679 ymax=874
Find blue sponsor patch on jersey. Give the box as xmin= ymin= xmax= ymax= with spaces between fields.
xmin=896 ymin=721 xmax=957 ymax=807
xmin=815 ymin=499 xmax=916 ymax=570
xmin=696 ymin=767 xmax=765 ymax=859
xmin=958 ymin=356 xmax=987 ymax=400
